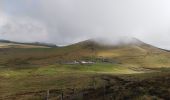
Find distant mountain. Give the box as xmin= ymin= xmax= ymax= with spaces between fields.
xmin=0 ymin=39 xmax=11 ymax=43
xmin=0 ymin=39 xmax=57 ymax=48
xmin=64 ymin=37 xmax=170 ymax=68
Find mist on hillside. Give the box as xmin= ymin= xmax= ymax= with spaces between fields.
xmin=1 ymin=0 xmax=170 ymax=49
xmin=87 ymin=36 xmax=144 ymax=46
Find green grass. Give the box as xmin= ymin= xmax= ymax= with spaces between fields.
xmin=0 ymin=63 xmax=170 ymax=100
xmin=1 ymin=65 xmax=170 ymax=99
xmin=0 ymin=63 xmax=147 ymax=98
xmin=1 ymin=40 xmax=170 ymax=99
xmin=0 ymin=63 xmax=138 ymax=78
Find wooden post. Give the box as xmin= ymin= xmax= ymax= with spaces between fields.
xmin=103 ymin=84 xmax=106 ymax=100
xmin=93 ymin=77 xmax=96 ymax=90
xmin=110 ymin=95 xmax=113 ymax=100
xmin=46 ymin=90 xmax=50 ymax=100
xmin=61 ymin=92 xmax=64 ymax=100
xmin=73 ymin=88 xmax=75 ymax=94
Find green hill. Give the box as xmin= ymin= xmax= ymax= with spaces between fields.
xmin=1 ymin=38 xmax=170 ymax=99
xmin=0 ymin=38 xmax=170 ymax=68
xmin=67 ymin=38 xmax=170 ymax=68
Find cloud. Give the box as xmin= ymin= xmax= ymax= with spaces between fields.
xmin=0 ymin=15 xmax=49 ymax=42
xmin=1 ymin=0 xmax=170 ymax=49
xmin=0 ymin=13 xmax=7 ymax=27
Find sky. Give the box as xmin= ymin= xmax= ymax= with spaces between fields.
xmin=0 ymin=0 xmax=170 ymax=49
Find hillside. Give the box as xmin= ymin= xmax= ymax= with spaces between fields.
xmin=0 ymin=37 xmax=170 ymax=68
xmin=63 ymin=37 xmax=170 ymax=68
xmin=0 ymin=39 xmax=57 ymax=48
xmin=1 ymin=37 xmax=170 ymax=100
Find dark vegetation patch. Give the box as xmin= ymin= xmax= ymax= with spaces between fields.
xmin=2 ymin=72 xmax=170 ymax=100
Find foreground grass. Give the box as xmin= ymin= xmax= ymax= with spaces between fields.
xmin=0 ymin=63 xmax=147 ymax=98
xmin=0 ymin=63 xmax=170 ymax=100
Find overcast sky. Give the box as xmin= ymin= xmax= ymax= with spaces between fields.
xmin=0 ymin=0 xmax=170 ymax=49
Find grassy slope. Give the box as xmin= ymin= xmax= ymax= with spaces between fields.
xmin=0 ymin=42 xmax=52 ymax=48
xmin=1 ymin=65 xmax=170 ymax=100
xmin=1 ymin=39 xmax=170 ymax=99
xmin=76 ymin=39 xmax=170 ymax=68
xmin=97 ymin=44 xmax=170 ymax=68
xmin=1 ymin=39 xmax=170 ymax=68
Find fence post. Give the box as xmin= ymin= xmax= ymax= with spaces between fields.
xmin=46 ymin=90 xmax=50 ymax=100
xmin=103 ymin=84 xmax=106 ymax=100
xmin=93 ymin=77 xmax=96 ymax=90
xmin=61 ymin=91 xmax=64 ymax=100
xmin=73 ymin=88 xmax=75 ymax=94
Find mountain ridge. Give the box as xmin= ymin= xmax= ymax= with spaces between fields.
xmin=0 ymin=39 xmax=57 ymax=48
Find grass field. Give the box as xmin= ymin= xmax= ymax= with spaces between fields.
xmin=0 ymin=62 xmax=169 ymax=100
xmin=0 ymin=63 xmax=140 ymax=96
xmin=1 ymin=39 xmax=170 ymax=100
